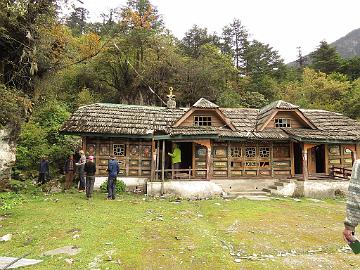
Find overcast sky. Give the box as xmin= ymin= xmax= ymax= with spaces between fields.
xmin=81 ymin=0 xmax=360 ymax=62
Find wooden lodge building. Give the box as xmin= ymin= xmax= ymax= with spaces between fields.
xmin=61 ymin=94 xmax=360 ymax=182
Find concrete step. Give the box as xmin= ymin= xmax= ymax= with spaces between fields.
xmin=224 ymin=189 xmax=270 ymax=199
xmin=274 ymin=182 xmax=284 ymax=187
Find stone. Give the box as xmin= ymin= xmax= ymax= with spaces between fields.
xmin=234 ymin=258 xmax=241 ymax=263
xmin=43 ymin=246 xmax=81 ymax=256
xmin=64 ymin=258 xmax=74 ymax=265
xmin=0 ymin=257 xmax=42 ymax=269
xmin=0 ymin=233 xmax=12 ymax=241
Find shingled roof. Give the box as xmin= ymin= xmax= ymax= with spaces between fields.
xmin=192 ymin=98 xmax=219 ymax=108
xmin=61 ymin=100 xmax=360 ymax=143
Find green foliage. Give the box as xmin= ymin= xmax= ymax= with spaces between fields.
xmin=100 ymin=179 xmax=127 ymax=194
xmin=0 ymin=84 xmax=28 ymax=136
xmin=280 ymin=68 xmax=351 ymax=112
xmin=0 ymin=192 xmax=24 ymax=211
xmin=310 ymin=41 xmax=342 ymax=74
xmin=14 ymin=99 xmax=80 ymax=179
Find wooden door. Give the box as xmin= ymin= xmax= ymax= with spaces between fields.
xmin=307 ymin=147 xmax=316 ymax=174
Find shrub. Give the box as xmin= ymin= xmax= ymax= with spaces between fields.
xmin=100 ymin=179 xmax=126 ymax=193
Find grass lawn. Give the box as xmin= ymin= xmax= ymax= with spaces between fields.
xmin=0 ymin=192 xmax=359 ymax=270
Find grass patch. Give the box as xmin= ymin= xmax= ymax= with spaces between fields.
xmin=0 ymin=193 xmax=358 ymax=269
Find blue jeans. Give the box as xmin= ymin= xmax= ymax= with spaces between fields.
xmin=108 ymin=176 xmax=116 ymax=199
xmin=78 ymin=166 xmax=85 ymax=190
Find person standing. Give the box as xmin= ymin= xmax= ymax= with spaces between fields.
xmin=38 ymin=156 xmax=49 ymax=185
xmin=84 ymin=155 xmax=96 ymax=199
xmin=76 ymin=150 xmax=86 ymax=191
xmin=107 ymin=155 xmax=119 ymax=200
xmin=343 ymin=159 xmax=360 ymax=243
xmin=168 ymin=143 xmax=181 ymax=177
xmin=64 ymin=154 xmax=76 ymax=190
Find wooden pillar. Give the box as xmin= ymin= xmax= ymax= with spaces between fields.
xmin=150 ymin=139 xmax=156 ymax=181
xmin=206 ymin=145 xmax=212 ymax=180
xmin=302 ymin=143 xmax=309 ymax=181
xmin=324 ymin=144 xmax=329 ymax=174
xmin=155 ymin=141 xmax=160 ymax=180
xmin=82 ymin=136 xmax=87 ymax=152
xmin=270 ymin=142 xmax=274 ymax=177
xmin=227 ymin=141 xmax=231 ymax=178
xmin=161 ymin=140 xmax=165 ymax=180
xmin=290 ymin=141 xmax=294 ymax=177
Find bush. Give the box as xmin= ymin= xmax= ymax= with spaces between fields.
xmin=100 ymin=179 xmax=126 ymax=193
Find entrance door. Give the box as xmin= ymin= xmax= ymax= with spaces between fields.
xmin=307 ymin=145 xmax=325 ymax=174
xmin=293 ymin=142 xmax=303 ymax=174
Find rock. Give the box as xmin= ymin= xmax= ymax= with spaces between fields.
xmin=0 ymin=234 xmax=12 ymax=242
xmin=0 ymin=257 xmax=42 ymax=269
xmin=293 ymin=198 xmax=302 ymax=202
xmin=43 ymin=246 xmax=81 ymax=256
xmin=214 ymin=203 xmax=221 ymax=206
xmin=64 ymin=258 xmax=74 ymax=265
xmin=234 ymin=258 xmax=241 ymax=263
xmin=72 ymin=234 xmax=80 ymax=239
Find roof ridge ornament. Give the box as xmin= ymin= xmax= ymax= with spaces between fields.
xmin=166 ymin=87 xmax=176 ymax=109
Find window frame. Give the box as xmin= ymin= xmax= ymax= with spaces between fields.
xmin=194 ymin=115 xmax=212 ymax=126
xmin=274 ymin=118 xmax=291 ymax=128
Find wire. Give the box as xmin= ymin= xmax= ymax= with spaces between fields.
xmin=126 ymin=60 xmax=167 ymax=106
xmin=113 ymin=42 xmax=166 ymax=106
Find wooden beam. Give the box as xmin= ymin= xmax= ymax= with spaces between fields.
xmin=155 ymin=141 xmax=160 ymax=181
xmin=270 ymin=142 xmax=274 ymax=177
xmin=302 ymin=143 xmax=309 ymax=181
xmin=324 ymin=144 xmax=329 ymax=174
xmin=227 ymin=141 xmax=231 ymax=178
xmin=150 ymin=139 xmax=156 ymax=181
xmin=290 ymin=141 xmax=294 ymax=177
xmin=161 ymin=140 xmax=165 ymax=195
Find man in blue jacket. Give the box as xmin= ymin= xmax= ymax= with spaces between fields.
xmin=107 ymin=155 xmax=120 ymax=200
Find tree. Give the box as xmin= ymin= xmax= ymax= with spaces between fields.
xmin=221 ymin=19 xmax=249 ymax=70
xmin=66 ymin=7 xmax=89 ymax=36
xmin=0 ymin=0 xmax=59 ymax=96
xmin=340 ymin=56 xmax=360 ymax=81
xmin=279 ymin=68 xmax=351 ymax=112
xmin=310 ymin=41 xmax=342 ymax=74
xmin=180 ymin=25 xmax=220 ymax=58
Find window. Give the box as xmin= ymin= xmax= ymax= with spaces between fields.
xmin=275 ymin=118 xmax=291 ymax=128
xmin=113 ymin=144 xmax=125 ymax=156
xmin=194 ymin=116 xmax=212 ymax=126
xmin=245 ymin=147 xmax=256 ymax=158
xmin=259 ymin=147 xmax=270 ymax=158
xmin=231 ymin=147 xmax=241 ymax=157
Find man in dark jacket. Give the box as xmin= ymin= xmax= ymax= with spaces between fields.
xmin=64 ymin=155 xmax=76 ymax=190
xmin=107 ymin=155 xmax=120 ymax=200
xmin=38 ymin=156 xmax=49 ymax=185
xmin=84 ymin=155 xmax=96 ymax=199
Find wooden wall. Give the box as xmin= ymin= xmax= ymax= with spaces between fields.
xmin=265 ymin=111 xmax=308 ymax=129
xmin=204 ymin=141 xmax=292 ymax=178
xmin=180 ymin=110 xmax=225 ymax=127
xmin=85 ymin=137 xmax=152 ymax=177
xmin=327 ymin=144 xmax=355 ymax=171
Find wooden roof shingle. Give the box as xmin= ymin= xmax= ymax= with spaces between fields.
xmin=61 ymin=101 xmax=360 ymax=142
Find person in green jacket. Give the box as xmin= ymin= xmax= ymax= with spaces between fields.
xmin=168 ymin=143 xmax=181 ymax=176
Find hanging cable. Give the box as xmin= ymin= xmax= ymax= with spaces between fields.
xmin=126 ymin=60 xmax=167 ymax=106
xmin=113 ymin=43 xmax=166 ymax=106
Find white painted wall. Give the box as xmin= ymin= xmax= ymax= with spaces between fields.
xmin=94 ymin=176 xmax=147 ymax=191
xmin=147 ymin=181 xmax=223 ymax=199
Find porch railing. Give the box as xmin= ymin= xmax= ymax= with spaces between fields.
xmin=154 ymin=168 xmax=208 ymax=180
xmin=329 ymin=166 xmax=352 ymax=180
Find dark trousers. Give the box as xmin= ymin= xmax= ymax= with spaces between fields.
xmin=38 ymin=173 xmax=48 ymax=185
xmin=86 ymin=176 xmax=95 ymax=198
xmin=65 ymin=171 xmax=74 ymax=189
xmin=108 ymin=176 xmax=116 ymax=199
xmin=79 ymin=169 xmax=85 ymax=190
